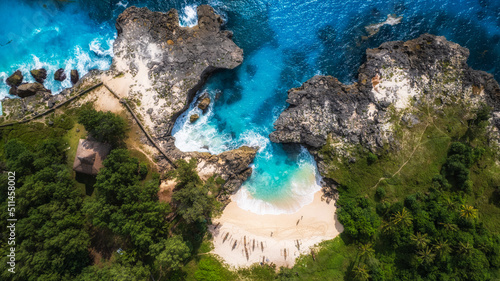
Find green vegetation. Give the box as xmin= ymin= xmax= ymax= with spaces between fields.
xmin=297 ymin=102 xmax=500 ymax=280
xmin=0 ymin=107 xmax=226 ymax=280
xmin=78 ymin=105 xmax=128 ymax=146
xmin=0 ymin=138 xmax=90 ymax=280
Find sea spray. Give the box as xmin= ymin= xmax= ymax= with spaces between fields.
xmin=179 ymin=5 xmax=198 ymax=27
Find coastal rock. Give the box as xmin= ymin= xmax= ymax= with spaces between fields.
xmin=8 ymin=87 xmax=17 ymax=96
xmin=112 ymin=5 xmax=243 ymax=136
xmin=198 ymin=96 xmax=211 ymax=111
xmin=6 ymin=70 xmax=23 ymax=87
xmin=16 ymin=82 xmax=50 ymax=98
xmin=271 ymin=34 xmax=500 ymax=176
xmin=70 ymin=69 xmax=79 ymax=84
xmin=190 ymin=114 xmax=199 ymax=123
xmin=30 ymin=68 xmax=47 ymax=83
xmin=54 ymin=68 xmax=66 ymax=81
xmin=160 ymin=137 xmax=258 ymax=202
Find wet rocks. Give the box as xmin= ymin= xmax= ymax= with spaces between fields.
xmin=30 ymin=68 xmax=47 ymax=83
xmin=198 ymin=96 xmax=211 ymax=110
xmin=16 ymin=82 xmax=50 ymax=98
xmin=6 ymin=70 xmax=23 ymax=87
xmin=54 ymin=68 xmax=66 ymax=81
xmin=190 ymin=114 xmax=200 ymax=123
xmin=70 ymin=70 xmax=79 ymax=84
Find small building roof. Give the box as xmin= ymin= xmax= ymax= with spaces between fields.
xmin=73 ymin=139 xmax=112 ymax=176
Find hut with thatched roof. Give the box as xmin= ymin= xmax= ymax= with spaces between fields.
xmin=73 ymin=139 xmax=112 ymax=176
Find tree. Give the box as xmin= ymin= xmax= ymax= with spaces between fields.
xmin=352 ymin=264 xmax=370 ymax=281
xmin=171 ymin=159 xmax=219 ymax=224
xmin=433 ymin=238 xmax=451 ymax=258
xmin=84 ymin=149 xmax=170 ymax=252
xmin=410 ymin=232 xmax=430 ymax=249
xmin=358 ymin=243 xmax=375 ymax=263
xmin=150 ymin=236 xmax=190 ymax=274
xmin=459 ymin=205 xmax=478 ymax=220
xmin=0 ymin=139 xmax=90 ymax=280
xmin=78 ymin=106 xmax=128 ymax=146
xmin=391 ymin=208 xmax=412 ymax=227
xmin=416 ymin=247 xmax=435 ymax=265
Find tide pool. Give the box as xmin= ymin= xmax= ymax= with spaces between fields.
xmin=2 ymin=0 xmax=500 ymax=214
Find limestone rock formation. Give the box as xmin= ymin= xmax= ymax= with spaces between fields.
xmin=271 ymin=34 xmax=500 ymax=175
xmin=112 ymin=5 xmax=243 ymax=135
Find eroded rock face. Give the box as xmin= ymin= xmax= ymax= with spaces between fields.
xmin=159 ymin=137 xmax=258 ymax=202
xmin=112 ymin=5 xmax=243 ymax=136
xmin=271 ymin=34 xmax=500 ymax=156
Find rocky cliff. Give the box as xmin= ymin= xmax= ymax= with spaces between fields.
xmin=112 ymin=5 xmax=242 ymax=135
xmin=270 ymin=34 xmax=500 ymax=178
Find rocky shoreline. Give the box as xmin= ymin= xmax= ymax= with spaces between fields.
xmin=1 ymin=5 xmax=256 ymax=200
xmin=271 ymin=34 xmax=500 ymax=185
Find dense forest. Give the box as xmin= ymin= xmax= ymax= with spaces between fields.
xmin=0 ymin=106 xmax=227 ymax=280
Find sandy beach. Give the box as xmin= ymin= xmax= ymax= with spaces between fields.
xmin=209 ymin=190 xmax=343 ymax=268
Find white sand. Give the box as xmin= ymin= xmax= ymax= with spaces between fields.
xmin=209 ymin=191 xmax=343 ymax=268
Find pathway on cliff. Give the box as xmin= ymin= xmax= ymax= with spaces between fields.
xmin=0 ymin=82 xmax=178 ymax=168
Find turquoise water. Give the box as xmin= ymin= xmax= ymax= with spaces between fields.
xmin=2 ymin=0 xmax=500 ymax=214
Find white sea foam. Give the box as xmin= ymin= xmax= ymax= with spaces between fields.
xmin=89 ymin=38 xmax=114 ymax=57
xmin=116 ymin=1 xmax=128 ymax=8
xmin=235 ymin=147 xmax=322 ymax=215
xmin=172 ymin=91 xmax=233 ymax=154
xmin=239 ymin=130 xmax=270 ymax=153
xmin=179 ymin=5 xmax=198 ymax=27
xmin=0 ymin=39 xmax=113 ymax=103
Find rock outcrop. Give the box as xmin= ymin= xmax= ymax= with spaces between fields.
xmin=16 ymin=82 xmax=51 ymax=98
xmin=54 ymin=68 xmax=66 ymax=81
xmin=70 ymin=69 xmax=79 ymax=84
xmin=30 ymin=68 xmax=47 ymax=83
xmin=112 ymin=5 xmax=242 ymax=136
xmin=6 ymin=70 xmax=23 ymax=87
xmin=107 ymin=5 xmax=252 ymax=195
xmin=271 ymin=34 xmax=500 ymax=175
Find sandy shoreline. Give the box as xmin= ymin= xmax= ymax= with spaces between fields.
xmin=209 ymin=190 xmax=343 ymax=268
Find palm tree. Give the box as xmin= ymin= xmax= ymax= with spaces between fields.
xmin=457 ymin=241 xmax=473 ymax=255
xmin=352 ymin=264 xmax=370 ymax=281
xmin=416 ymin=246 xmax=436 ymax=265
xmin=381 ymin=220 xmax=394 ymax=233
xmin=439 ymin=222 xmax=459 ymax=232
xmin=391 ymin=208 xmax=413 ymax=227
xmin=459 ymin=205 xmax=478 ymax=220
xmin=441 ymin=197 xmax=456 ymax=211
xmin=410 ymin=232 xmax=430 ymax=249
xmin=358 ymin=243 xmax=375 ymax=262
xmin=433 ymin=238 xmax=451 ymax=257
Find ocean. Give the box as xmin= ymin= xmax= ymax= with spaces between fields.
xmin=2 ymin=0 xmax=500 ymax=214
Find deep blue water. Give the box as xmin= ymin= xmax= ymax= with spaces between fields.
xmin=2 ymin=0 xmax=500 ymax=214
